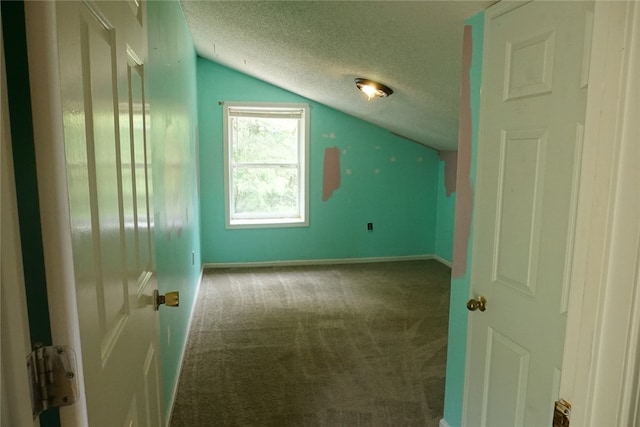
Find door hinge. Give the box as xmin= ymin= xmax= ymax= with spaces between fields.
xmin=27 ymin=344 xmax=79 ymax=419
xmin=553 ymin=399 xmax=572 ymax=427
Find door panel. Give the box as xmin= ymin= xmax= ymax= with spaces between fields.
xmin=83 ymin=14 xmax=128 ymax=352
xmin=126 ymin=52 xmax=153 ymax=277
xmin=464 ymin=2 xmax=592 ymax=427
xmin=124 ymin=395 xmax=139 ymax=427
xmin=494 ymin=128 xmax=547 ymax=297
xmin=56 ymin=1 xmax=162 ymax=425
xmin=504 ymin=30 xmax=555 ymax=100
xmin=143 ymin=344 xmax=162 ymax=427
xmin=482 ymin=328 xmax=530 ymax=426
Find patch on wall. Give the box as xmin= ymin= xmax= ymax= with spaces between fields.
xmin=439 ymin=150 xmax=458 ymax=197
xmin=452 ymin=24 xmax=473 ymax=278
xmin=322 ymin=146 xmax=341 ymax=201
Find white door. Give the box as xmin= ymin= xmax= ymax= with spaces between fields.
xmin=463 ymin=2 xmax=592 ymax=426
xmin=53 ymin=1 xmax=163 ymax=426
xmin=0 ymin=18 xmax=39 ymax=426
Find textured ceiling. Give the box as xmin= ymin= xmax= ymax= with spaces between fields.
xmin=181 ymin=1 xmax=493 ymax=151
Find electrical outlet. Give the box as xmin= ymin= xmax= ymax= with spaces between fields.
xmin=367 ymin=222 xmax=373 ymax=231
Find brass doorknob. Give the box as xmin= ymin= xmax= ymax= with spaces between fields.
xmin=153 ymin=290 xmax=179 ymax=311
xmin=467 ymin=296 xmax=487 ymax=312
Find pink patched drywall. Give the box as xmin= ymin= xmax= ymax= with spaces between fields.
xmin=438 ymin=150 xmax=458 ymax=197
xmin=452 ymin=25 xmax=473 ymax=278
xmin=322 ymin=146 xmax=341 ymax=201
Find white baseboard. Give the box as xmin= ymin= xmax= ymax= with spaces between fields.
xmin=432 ymin=254 xmax=453 ymax=268
xmin=439 ymin=418 xmax=451 ymax=427
xmin=164 ymin=267 xmax=204 ymax=427
xmin=203 ymin=253 xmax=452 ymax=269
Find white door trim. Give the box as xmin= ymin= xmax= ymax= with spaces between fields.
xmin=1 ymin=15 xmax=38 ymax=425
xmin=23 ymin=2 xmax=88 ymax=426
xmin=561 ymin=1 xmax=640 ymax=426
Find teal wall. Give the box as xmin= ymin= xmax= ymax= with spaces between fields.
xmin=147 ymin=1 xmax=201 ymax=417
xmin=435 ymin=159 xmax=456 ymax=263
xmin=443 ymin=12 xmax=484 ymax=427
xmin=198 ymin=59 xmax=441 ymax=264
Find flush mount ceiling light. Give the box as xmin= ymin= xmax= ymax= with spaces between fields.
xmin=355 ymin=78 xmax=393 ymax=100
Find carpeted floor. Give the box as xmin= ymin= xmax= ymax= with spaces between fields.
xmin=170 ymin=260 xmax=451 ymax=427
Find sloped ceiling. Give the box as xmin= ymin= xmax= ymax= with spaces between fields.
xmin=181 ymin=1 xmax=492 ymax=151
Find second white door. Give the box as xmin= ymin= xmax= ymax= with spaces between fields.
xmin=464 ymin=2 xmax=592 ymax=426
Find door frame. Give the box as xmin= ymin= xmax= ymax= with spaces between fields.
xmin=23 ymin=2 xmax=88 ymax=425
xmin=561 ymin=1 xmax=640 ymax=425
xmin=1 ymin=13 xmax=38 ymax=425
xmin=21 ymin=1 xmax=640 ymax=427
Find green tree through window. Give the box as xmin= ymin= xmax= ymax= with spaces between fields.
xmin=224 ymin=103 xmax=309 ymax=228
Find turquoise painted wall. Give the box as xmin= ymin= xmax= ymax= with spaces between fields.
xmin=435 ymin=160 xmax=456 ymax=263
xmin=198 ymin=59 xmax=440 ymax=264
xmin=147 ymin=1 xmax=201 ymax=417
xmin=443 ymin=12 xmax=484 ymax=427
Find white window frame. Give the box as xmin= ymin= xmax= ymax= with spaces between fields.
xmin=223 ymin=102 xmax=310 ymax=229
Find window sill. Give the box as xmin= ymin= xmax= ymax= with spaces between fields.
xmin=226 ymin=217 xmax=308 ymax=230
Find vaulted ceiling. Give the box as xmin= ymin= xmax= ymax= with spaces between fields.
xmin=181 ymin=1 xmax=493 ymax=151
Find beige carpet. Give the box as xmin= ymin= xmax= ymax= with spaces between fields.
xmin=170 ymin=260 xmax=450 ymax=427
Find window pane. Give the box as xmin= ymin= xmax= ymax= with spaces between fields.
xmin=232 ymin=116 xmax=298 ymax=164
xmin=233 ymin=166 xmax=299 ymax=215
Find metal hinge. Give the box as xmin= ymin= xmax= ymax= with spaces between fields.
xmin=27 ymin=344 xmax=79 ymax=419
xmin=553 ymin=399 xmax=572 ymax=427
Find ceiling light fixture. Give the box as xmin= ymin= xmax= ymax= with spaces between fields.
xmin=355 ymin=78 xmax=393 ymax=100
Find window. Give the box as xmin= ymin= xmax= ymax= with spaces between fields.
xmin=223 ymin=102 xmax=309 ymax=228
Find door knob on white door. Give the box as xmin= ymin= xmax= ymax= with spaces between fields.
xmin=467 ymin=296 xmax=487 ymax=312
xmin=153 ymin=289 xmax=180 ymax=311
